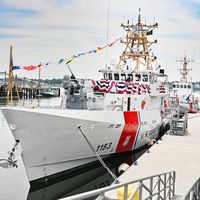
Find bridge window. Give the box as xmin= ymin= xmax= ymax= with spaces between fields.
xmin=176 ymin=85 xmax=179 ymax=88
xmin=114 ymin=73 xmax=119 ymax=80
xmin=126 ymin=74 xmax=133 ymax=82
xmin=103 ymin=73 xmax=108 ymax=80
xmin=184 ymin=85 xmax=187 ymax=88
xmin=108 ymin=73 xmax=112 ymax=80
xmin=142 ymin=74 xmax=148 ymax=82
xmin=173 ymin=84 xmax=176 ymax=88
xmin=135 ymin=74 xmax=141 ymax=81
xmin=188 ymin=85 xmax=191 ymax=89
xmin=121 ymin=74 xmax=126 ymax=81
xmin=154 ymin=76 xmax=158 ymax=82
xmin=149 ymin=74 xmax=153 ymax=83
xmin=180 ymin=85 xmax=183 ymax=88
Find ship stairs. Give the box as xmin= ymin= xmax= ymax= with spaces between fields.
xmin=169 ymin=112 xmax=188 ymax=136
xmin=164 ymin=97 xmax=189 ymax=136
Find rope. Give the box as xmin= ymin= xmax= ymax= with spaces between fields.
xmin=77 ymin=125 xmax=119 ymax=183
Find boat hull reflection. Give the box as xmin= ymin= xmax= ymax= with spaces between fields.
xmin=27 ymin=148 xmax=147 ymax=200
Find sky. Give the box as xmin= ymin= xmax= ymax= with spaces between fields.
xmin=0 ymin=0 xmax=200 ymax=81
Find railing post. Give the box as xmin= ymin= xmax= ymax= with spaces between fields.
xmin=124 ymin=184 xmax=128 ymax=200
xmin=198 ymin=179 xmax=200 ymax=199
xmin=158 ymin=175 xmax=161 ymax=199
xmin=150 ymin=177 xmax=153 ymax=200
xmin=194 ymin=183 xmax=197 ymax=199
xmin=164 ymin=173 xmax=167 ymax=199
xmin=172 ymin=171 xmax=176 ymax=197
xmin=139 ymin=181 xmax=143 ymax=200
xmin=169 ymin=172 xmax=172 ymax=199
xmin=190 ymin=191 xmax=194 ymax=200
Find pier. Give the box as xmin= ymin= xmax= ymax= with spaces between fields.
xmin=60 ymin=113 xmax=200 ymax=199
xmin=0 ymin=46 xmax=61 ymax=104
xmin=0 ymin=74 xmax=61 ymax=104
xmin=105 ymin=113 xmax=200 ymax=199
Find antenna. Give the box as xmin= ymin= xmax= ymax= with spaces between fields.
xmin=7 ymin=46 xmax=13 ymax=105
xmin=117 ymin=9 xmax=158 ymax=70
xmin=7 ymin=46 xmax=20 ymax=105
xmin=67 ymin=64 xmax=76 ymax=80
xmin=176 ymin=55 xmax=194 ymax=83
xmin=38 ymin=64 xmax=41 ymax=90
xmin=138 ymin=8 xmax=141 ymax=24
xmin=105 ymin=0 xmax=110 ymax=68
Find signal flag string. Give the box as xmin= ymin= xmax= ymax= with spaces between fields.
xmin=12 ymin=37 xmax=122 ymax=71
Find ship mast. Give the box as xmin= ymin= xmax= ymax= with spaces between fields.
xmin=117 ymin=8 xmax=158 ymax=70
xmin=7 ymin=46 xmax=14 ymax=105
xmin=7 ymin=46 xmax=20 ymax=105
xmin=176 ymin=55 xmax=193 ymax=83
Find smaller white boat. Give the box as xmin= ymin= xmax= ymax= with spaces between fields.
xmin=170 ymin=55 xmax=199 ymax=113
xmin=41 ymin=87 xmax=60 ymax=98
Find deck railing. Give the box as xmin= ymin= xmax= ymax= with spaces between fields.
xmin=181 ymin=177 xmax=200 ymax=200
xmin=61 ymin=171 xmax=176 ymax=200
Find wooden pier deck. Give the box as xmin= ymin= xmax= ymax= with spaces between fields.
xmin=106 ymin=113 xmax=200 ymax=198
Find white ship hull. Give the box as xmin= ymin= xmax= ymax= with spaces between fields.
xmin=2 ymin=107 xmax=164 ymax=183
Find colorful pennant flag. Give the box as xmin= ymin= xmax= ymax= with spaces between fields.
xmin=12 ymin=37 xmax=122 ymax=71
xmin=58 ymin=59 xmax=65 ymax=65
xmin=12 ymin=66 xmax=21 ymax=70
xmin=23 ymin=65 xmax=38 ymax=71
xmin=66 ymin=57 xmax=75 ymax=64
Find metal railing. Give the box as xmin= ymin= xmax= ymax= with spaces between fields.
xmin=61 ymin=171 xmax=176 ymax=200
xmin=182 ymin=177 xmax=200 ymax=200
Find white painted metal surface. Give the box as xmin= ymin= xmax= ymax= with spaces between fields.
xmin=0 ymin=110 xmax=30 ymax=200
xmin=105 ymin=113 xmax=200 ymax=198
xmin=182 ymin=177 xmax=200 ymax=200
xmin=1 ymin=107 xmax=162 ymax=182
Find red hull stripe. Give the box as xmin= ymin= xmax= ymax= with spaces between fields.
xmin=115 ymin=111 xmax=139 ymax=153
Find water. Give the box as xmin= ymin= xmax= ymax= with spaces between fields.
xmin=0 ymin=98 xmax=147 ymax=200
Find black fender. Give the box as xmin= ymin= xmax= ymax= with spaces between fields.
xmin=165 ymin=123 xmax=170 ymax=132
xmin=159 ymin=124 xmax=165 ymax=137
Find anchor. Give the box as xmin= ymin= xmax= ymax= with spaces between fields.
xmin=0 ymin=140 xmax=21 ymax=169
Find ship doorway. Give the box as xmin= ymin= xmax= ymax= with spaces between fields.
xmin=127 ymin=97 xmax=131 ymax=111
xmin=123 ymin=96 xmax=131 ymax=111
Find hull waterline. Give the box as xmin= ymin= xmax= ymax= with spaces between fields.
xmin=2 ymin=107 xmax=163 ymax=182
